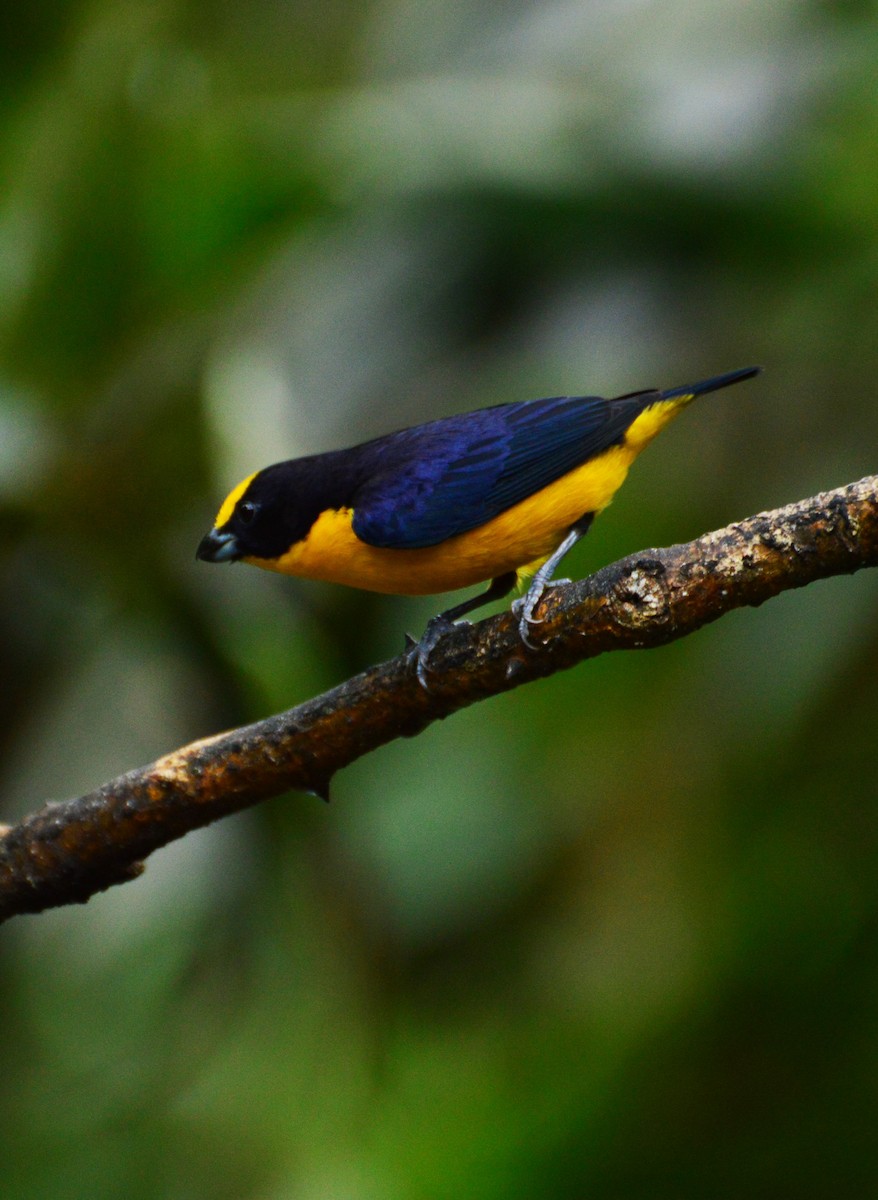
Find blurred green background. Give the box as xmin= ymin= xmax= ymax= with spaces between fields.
xmin=2 ymin=1 xmax=878 ymax=1196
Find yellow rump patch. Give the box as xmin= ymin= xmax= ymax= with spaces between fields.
xmin=623 ymin=393 xmax=693 ymax=452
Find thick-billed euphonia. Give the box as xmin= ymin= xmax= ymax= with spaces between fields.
xmin=197 ymin=366 xmax=759 ymax=680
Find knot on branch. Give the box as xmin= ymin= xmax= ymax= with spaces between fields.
xmin=822 ymin=492 xmax=862 ymax=555
xmin=611 ymin=558 xmax=672 ymax=635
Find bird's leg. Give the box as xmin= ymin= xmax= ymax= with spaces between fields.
xmin=514 ymin=512 xmax=595 ymax=649
xmin=411 ymin=571 xmax=518 ymax=689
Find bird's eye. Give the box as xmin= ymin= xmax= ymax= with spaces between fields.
xmin=238 ymin=500 xmax=258 ymax=525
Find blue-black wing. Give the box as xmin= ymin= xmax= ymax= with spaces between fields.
xmin=350 ymin=391 xmax=655 ymax=549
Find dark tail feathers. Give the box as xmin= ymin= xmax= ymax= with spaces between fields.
xmin=661 ymin=365 xmax=761 ymax=403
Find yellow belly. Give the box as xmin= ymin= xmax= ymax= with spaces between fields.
xmin=245 ymin=397 xmax=687 ymax=595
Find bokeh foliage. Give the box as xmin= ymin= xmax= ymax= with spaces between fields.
xmin=2 ymin=1 xmax=878 ymax=1196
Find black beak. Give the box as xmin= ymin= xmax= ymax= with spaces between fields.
xmin=196 ymin=528 xmax=242 ymax=563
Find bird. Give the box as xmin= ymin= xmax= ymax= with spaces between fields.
xmin=197 ymin=365 xmax=760 ymax=684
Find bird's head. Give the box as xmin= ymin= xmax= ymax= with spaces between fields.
xmin=196 ymin=462 xmax=323 ymax=565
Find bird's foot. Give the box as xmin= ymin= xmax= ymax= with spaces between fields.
xmin=407 ymin=616 xmax=471 ymax=690
xmin=513 ymin=578 xmax=570 ymax=649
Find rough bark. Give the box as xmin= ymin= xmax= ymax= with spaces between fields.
xmin=1 ymin=475 xmax=875 ymax=923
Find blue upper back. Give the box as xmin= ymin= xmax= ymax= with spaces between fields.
xmin=350 ymin=389 xmax=658 ymax=549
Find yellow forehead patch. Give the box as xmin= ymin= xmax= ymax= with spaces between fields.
xmin=214 ymin=470 xmax=258 ymax=529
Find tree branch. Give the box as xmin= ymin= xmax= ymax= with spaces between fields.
xmin=1 ymin=475 xmax=876 ymax=923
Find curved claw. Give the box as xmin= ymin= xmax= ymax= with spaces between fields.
xmin=518 ymin=622 xmax=541 ymax=651
xmin=410 ymin=615 xmax=470 ymax=690
xmin=512 ymin=593 xmax=545 ymax=649
xmin=514 ymin=578 xmax=572 ymax=649
xmin=518 ymin=609 xmax=544 ymax=650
